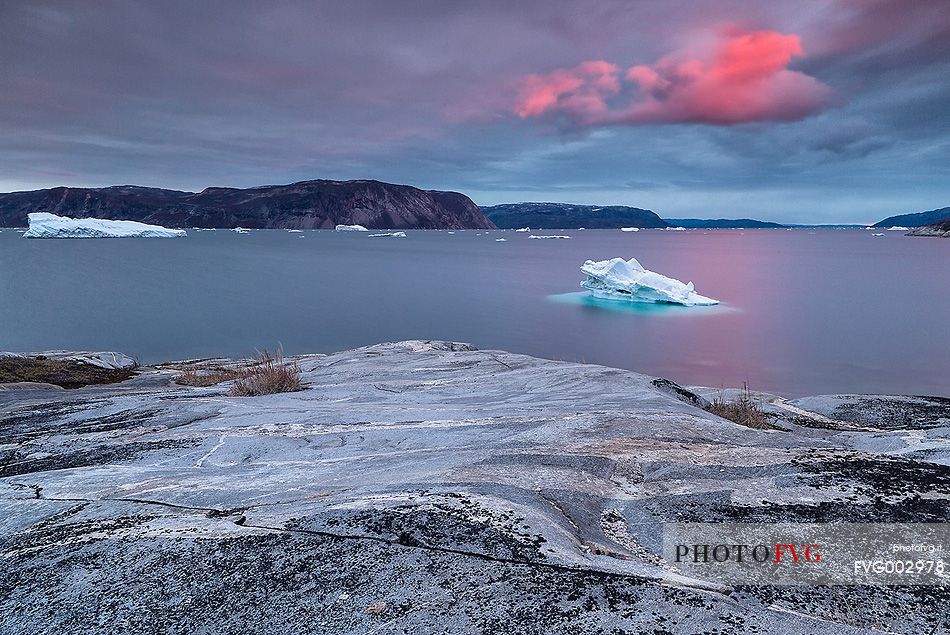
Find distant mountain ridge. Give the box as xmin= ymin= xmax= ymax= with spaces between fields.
xmin=482 ymin=202 xmax=793 ymax=229
xmin=872 ymin=206 xmax=950 ymax=228
xmin=0 ymin=180 xmax=494 ymax=230
xmin=666 ymin=218 xmax=785 ymax=228
xmin=483 ymin=203 xmax=668 ymax=229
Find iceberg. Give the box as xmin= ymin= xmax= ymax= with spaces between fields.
xmin=887 ymin=226 xmax=909 ymax=231
xmin=233 ymin=227 xmax=250 ymax=233
xmin=368 ymin=231 xmax=406 ymax=238
xmin=515 ymin=227 xmax=530 ymax=232
xmin=495 ymin=238 xmax=507 ymax=242
xmin=335 ymin=224 xmax=368 ymax=231
xmin=580 ymin=257 xmax=719 ymax=306
xmin=529 ymin=234 xmax=570 ymax=239
xmin=24 ymin=213 xmax=186 ymax=239
xmin=620 ymin=227 xmax=640 ymax=232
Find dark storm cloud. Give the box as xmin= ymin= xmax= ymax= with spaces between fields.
xmin=1 ymin=0 xmax=948 ymax=222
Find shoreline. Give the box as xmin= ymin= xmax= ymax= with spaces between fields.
xmin=2 ymin=341 xmax=948 ymax=633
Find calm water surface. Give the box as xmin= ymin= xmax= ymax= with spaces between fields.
xmin=1 ymin=228 xmax=947 ymax=397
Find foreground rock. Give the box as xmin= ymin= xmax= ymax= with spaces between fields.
xmin=1 ymin=342 xmax=947 ymax=634
xmin=0 ymin=351 xmax=137 ymax=389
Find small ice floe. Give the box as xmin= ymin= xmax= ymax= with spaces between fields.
xmin=515 ymin=227 xmax=530 ymax=232
xmin=620 ymin=227 xmax=640 ymax=232
xmin=887 ymin=226 xmax=909 ymax=231
xmin=287 ymin=229 xmax=303 ymax=233
xmin=872 ymin=233 xmax=885 ymax=236
xmin=495 ymin=238 xmax=507 ymax=242
xmin=368 ymin=231 xmax=407 ymax=238
xmin=665 ymin=226 xmax=687 ymax=231
xmin=233 ymin=227 xmax=250 ymax=233
xmin=335 ymin=224 xmax=369 ymax=231
xmin=23 ymin=213 xmax=186 ymax=238
xmin=580 ymin=257 xmax=718 ymax=306
xmin=447 ymin=231 xmax=455 ymax=234
xmin=529 ymin=234 xmax=570 ymax=239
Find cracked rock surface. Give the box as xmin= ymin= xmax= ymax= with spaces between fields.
xmin=1 ymin=340 xmax=948 ymax=634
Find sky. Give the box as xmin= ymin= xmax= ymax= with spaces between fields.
xmin=1 ymin=0 xmax=949 ymax=223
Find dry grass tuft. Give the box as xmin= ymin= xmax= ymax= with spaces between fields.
xmin=229 ymin=349 xmax=304 ymax=397
xmin=364 ymin=601 xmax=388 ymax=615
xmin=174 ymin=366 xmax=250 ymax=387
xmin=707 ymin=383 xmax=771 ymax=429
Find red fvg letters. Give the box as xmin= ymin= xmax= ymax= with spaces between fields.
xmin=775 ymin=543 xmax=822 ymax=563
xmin=775 ymin=543 xmax=798 ymax=563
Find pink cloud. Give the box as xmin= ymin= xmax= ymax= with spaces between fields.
xmin=514 ymin=28 xmax=833 ymax=127
xmin=514 ymin=60 xmax=621 ymax=123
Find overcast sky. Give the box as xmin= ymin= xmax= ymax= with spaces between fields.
xmin=2 ymin=0 xmax=948 ymax=222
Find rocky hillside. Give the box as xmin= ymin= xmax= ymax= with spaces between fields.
xmin=908 ymin=218 xmax=950 ymax=237
xmin=2 ymin=341 xmax=948 ymax=633
xmin=483 ymin=202 xmax=668 ymax=229
xmin=0 ymin=180 xmax=494 ymax=230
xmin=872 ymin=206 xmax=950 ymax=228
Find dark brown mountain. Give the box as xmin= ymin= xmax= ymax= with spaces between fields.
xmin=0 ymin=180 xmax=495 ymax=229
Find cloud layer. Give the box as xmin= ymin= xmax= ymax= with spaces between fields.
xmin=1 ymin=1 xmax=949 ymax=222
xmin=515 ymin=28 xmax=833 ymax=127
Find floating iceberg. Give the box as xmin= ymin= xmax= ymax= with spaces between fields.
xmin=620 ymin=227 xmax=640 ymax=232
xmin=530 ymin=234 xmax=570 ymax=239
xmin=336 ymin=224 xmax=368 ymax=231
xmin=368 ymin=231 xmax=406 ymax=238
xmin=580 ymin=257 xmax=719 ymax=306
xmin=233 ymin=227 xmax=250 ymax=233
xmin=287 ymin=229 xmax=303 ymax=233
xmin=495 ymin=238 xmax=507 ymax=242
xmin=664 ymin=226 xmax=687 ymax=231
xmin=515 ymin=227 xmax=530 ymax=232
xmin=887 ymin=226 xmax=909 ymax=231
xmin=23 ymin=213 xmax=186 ymax=239
xmin=872 ymin=233 xmax=885 ymax=236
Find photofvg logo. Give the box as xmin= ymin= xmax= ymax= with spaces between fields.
xmin=674 ymin=542 xmax=822 ymax=564
xmin=663 ymin=523 xmax=949 ymax=586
